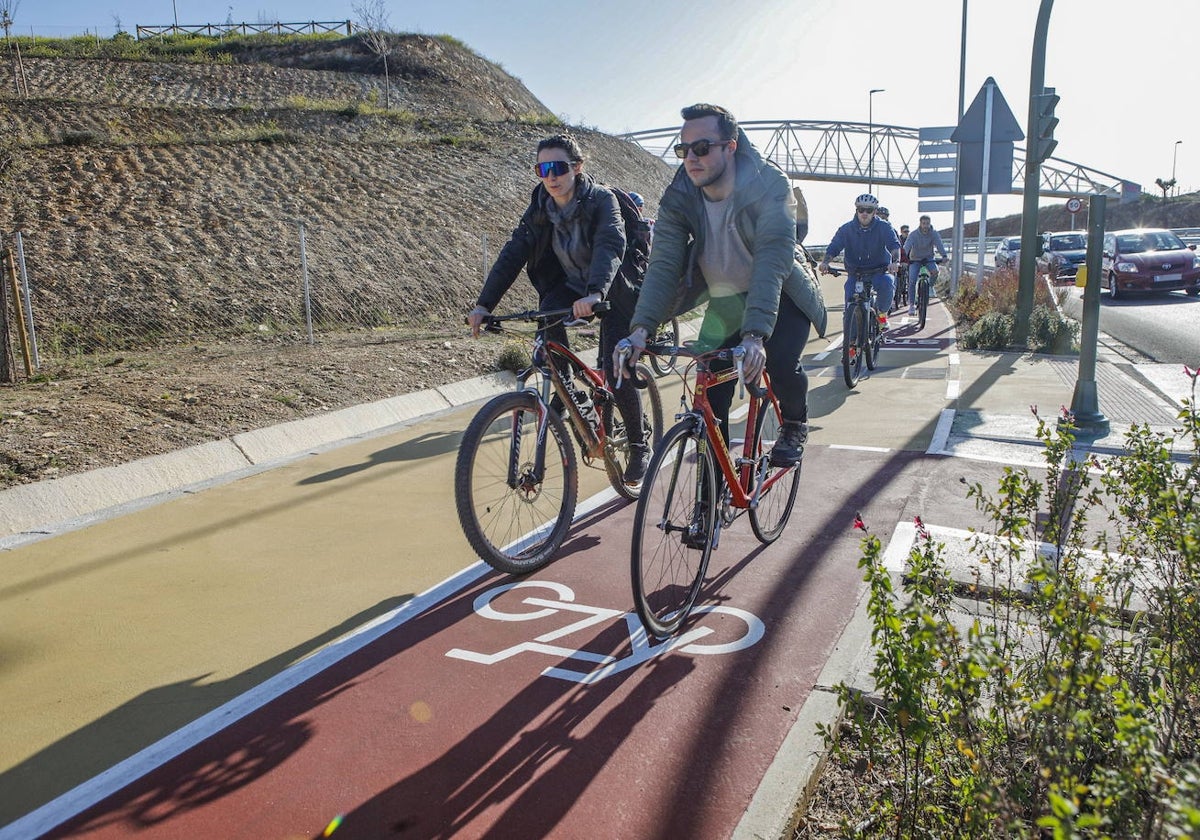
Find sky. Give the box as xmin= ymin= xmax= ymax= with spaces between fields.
xmin=19 ymin=0 xmax=1199 ymax=242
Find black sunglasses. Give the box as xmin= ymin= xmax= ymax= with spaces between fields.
xmin=856 ymin=207 xmax=876 ymax=214
xmin=673 ymin=139 xmax=732 ymax=159
xmin=535 ymin=160 xmax=574 ymax=178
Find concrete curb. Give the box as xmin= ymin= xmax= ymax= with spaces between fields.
xmin=0 ymin=371 xmax=516 ymax=547
xmin=733 ymin=542 xmax=880 ymax=840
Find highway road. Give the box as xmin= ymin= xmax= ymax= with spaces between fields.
xmin=1060 ymin=285 xmax=1200 ymax=365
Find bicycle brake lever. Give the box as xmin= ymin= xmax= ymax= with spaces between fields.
xmin=733 ymin=346 xmax=746 ymax=401
xmin=614 ymin=340 xmax=632 ymax=390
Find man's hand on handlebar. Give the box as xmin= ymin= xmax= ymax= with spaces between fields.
xmin=739 ymin=333 xmax=766 ymax=382
xmin=614 ymin=327 xmax=649 ymax=377
xmin=467 ymin=305 xmax=491 ymax=338
xmin=818 ymin=260 xmax=831 ymax=275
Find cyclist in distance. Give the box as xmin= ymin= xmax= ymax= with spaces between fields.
xmin=903 ymin=214 xmax=948 ymax=316
xmin=615 ymin=102 xmax=828 ymax=468
xmin=629 ymin=191 xmax=654 ymax=247
xmin=466 ymin=133 xmax=651 ymax=484
xmin=818 ymin=193 xmax=900 ymax=325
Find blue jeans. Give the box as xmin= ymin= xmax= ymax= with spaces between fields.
xmin=843 ymin=270 xmax=894 ymax=315
xmin=907 ymin=259 xmax=941 ymax=304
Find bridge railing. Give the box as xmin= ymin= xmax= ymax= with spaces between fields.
xmin=622 ymin=120 xmax=1136 ymax=200
xmin=135 ymin=21 xmax=353 ymax=39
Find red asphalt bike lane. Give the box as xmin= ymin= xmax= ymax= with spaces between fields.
xmin=44 ymin=446 xmax=921 ymax=840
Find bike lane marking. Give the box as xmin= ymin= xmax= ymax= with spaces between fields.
xmin=35 ymin=445 xmax=884 ymax=840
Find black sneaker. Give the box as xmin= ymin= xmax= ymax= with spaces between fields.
xmin=623 ymin=443 xmax=650 ymax=485
xmin=769 ymin=421 xmax=808 ymax=468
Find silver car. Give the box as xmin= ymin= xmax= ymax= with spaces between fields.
xmin=994 ymin=236 xmax=1021 ymax=270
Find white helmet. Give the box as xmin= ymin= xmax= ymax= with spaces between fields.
xmin=855 ymin=193 xmax=879 ymax=209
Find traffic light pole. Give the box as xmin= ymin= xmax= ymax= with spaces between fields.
xmin=1014 ymin=0 xmax=1054 ymax=347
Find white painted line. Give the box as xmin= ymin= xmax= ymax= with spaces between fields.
xmin=2 ymin=479 xmax=627 ymax=840
xmin=0 ymin=561 xmax=492 ymax=840
xmin=927 ymin=408 xmax=955 ymax=455
xmin=828 ymin=444 xmax=891 ymax=453
xmin=948 ymin=353 xmax=960 ymax=366
xmin=883 ymin=520 xmax=917 ymax=572
xmin=945 ymin=379 xmax=961 ymax=400
xmin=813 ymin=337 xmax=844 ymax=361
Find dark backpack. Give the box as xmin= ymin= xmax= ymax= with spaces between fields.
xmin=606 ymin=186 xmax=652 ymax=310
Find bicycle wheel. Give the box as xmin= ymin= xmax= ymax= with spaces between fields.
xmin=603 ymin=363 xmax=665 ymax=500
xmin=455 ymin=391 xmax=578 ymax=575
xmin=866 ymin=306 xmax=881 ymax=371
xmin=649 ymin=318 xmax=681 ymax=376
xmin=631 ymin=419 xmax=716 ymax=639
xmin=842 ymin=304 xmax=866 ymax=388
xmin=917 ymin=277 xmax=929 ymax=330
xmin=748 ymin=395 xmax=801 ymax=543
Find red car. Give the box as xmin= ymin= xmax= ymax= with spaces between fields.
xmin=1101 ymin=228 xmax=1200 ymax=299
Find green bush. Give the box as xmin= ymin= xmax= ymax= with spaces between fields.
xmin=823 ymin=388 xmax=1200 ymax=837
xmin=1027 ymin=304 xmax=1079 ymax=354
xmin=959 ymin=311 xmax=1013 ymax=350
xmin=494 ymin=341 xmax=530 ymax=373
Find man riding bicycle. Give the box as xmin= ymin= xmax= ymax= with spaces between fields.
xmin=615 ymin=103 xmax=828 ymax=469
xmin=902 ymin=215 xmax=948 ymax=316
xmin=818 ymin=193 xmax=900 ymax=325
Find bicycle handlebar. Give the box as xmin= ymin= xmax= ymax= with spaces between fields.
xmin=468 ymin=301 xmax=612 ymax=331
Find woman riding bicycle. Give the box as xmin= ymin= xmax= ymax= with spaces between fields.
xmin=466 ymin=133 xmax=651 ymax=484
xmin=818 ymin=193 xmax=901 ymax=326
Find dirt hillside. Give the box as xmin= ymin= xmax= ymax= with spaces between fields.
xmin=0 ymin=34 xmax=676 ymax=490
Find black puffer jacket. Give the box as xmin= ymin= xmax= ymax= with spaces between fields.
xmin=476 ymin=174 xmax=625 ymax=311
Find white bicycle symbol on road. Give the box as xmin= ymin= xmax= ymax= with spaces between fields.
xmin=446 ymin=581 xmax=765 ymax=685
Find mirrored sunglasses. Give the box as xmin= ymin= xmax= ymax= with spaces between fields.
xmin=535 ymin=160 xmax=573 ymax=178
xmin=673 ymin=139 xmax=731 ymax=159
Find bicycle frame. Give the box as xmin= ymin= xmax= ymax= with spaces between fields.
xmin=677 ymin=349 xmax=790 ymax=511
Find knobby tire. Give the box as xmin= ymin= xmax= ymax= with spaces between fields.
xmin=842 ymin=304 xmax=866 ymax=388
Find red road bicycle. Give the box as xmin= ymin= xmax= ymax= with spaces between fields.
xmin=630 ymin=343 xmax=802 ymax=638
xmin=455 ymin=304 xmax=664 ymax=575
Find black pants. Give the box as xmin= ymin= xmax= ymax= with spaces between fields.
xmin=697 ymin=293 xmax=811 ymax=443
xmin=539 ymin=285 xmax=646 ymax=445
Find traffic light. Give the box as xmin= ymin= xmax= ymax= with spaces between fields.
xmin=1032 ymin=87 xmax=1060 ymax=164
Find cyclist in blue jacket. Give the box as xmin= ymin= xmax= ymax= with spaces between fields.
xmin=818 ymin=193 xmax=900 ymax=325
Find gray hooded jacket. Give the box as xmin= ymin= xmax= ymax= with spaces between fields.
xmin=630 ymin=128 xmax=827 ymax=340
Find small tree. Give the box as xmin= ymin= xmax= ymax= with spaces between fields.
xmin=1156 ymin=176 xmax=1177 ymax=200
xmin=0 ymin=0 xmax=28 ymax=98
xmin=353 ymin=0 xmax=393 ymax=109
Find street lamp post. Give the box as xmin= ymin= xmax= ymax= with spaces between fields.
xmin=868 ymin=88 xmax=884 ymax=193
xmin=1173 ymin=139 xmax=1183 ymax=195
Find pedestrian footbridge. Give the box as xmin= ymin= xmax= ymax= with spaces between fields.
xmin=622 ymin=120 xmax=1137 ymax=200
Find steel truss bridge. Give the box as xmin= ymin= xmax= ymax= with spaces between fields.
xmin=622 ymin=120 xmax=1137 ymax=200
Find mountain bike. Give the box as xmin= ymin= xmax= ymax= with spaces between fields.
xmin=649 ymin=317 xmax=680 ymax=376
xmin=894 ymin=260 xmax=909 ymax=311
xmin=629 ymin=343 xmax=802 ymax=639
xmin=910 ymin=256 xmax=942 ymax=331
xmin=826 ymin=267 xmax=885 ymax=389
xmin=455 ymin=304 xmax=664 ymax=575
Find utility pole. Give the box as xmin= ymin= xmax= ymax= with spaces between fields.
xmin=868 ymin=88 xmax=884 ymax=193
xmin=951 ymin=0 xmax=967 ymax=295
xmin=1014 ymin=0 xmax=1055 ymax=347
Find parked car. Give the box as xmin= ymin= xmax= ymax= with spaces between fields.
xmin=1038 ymin=231 xmax=1088 ymax=281
xmin=994 ymin=236 xmax=1021 ymax=270
xmin=1101 ymin=228 xmax=1200 ymax=299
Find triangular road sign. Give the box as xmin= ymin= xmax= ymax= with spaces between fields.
xmin=951 ymin=76 xmax=1024 ymax=143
